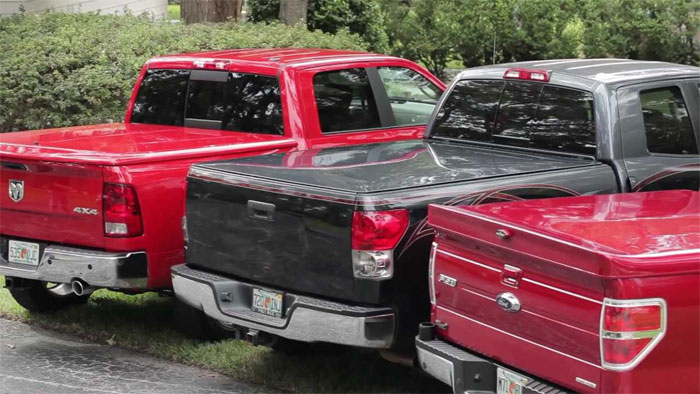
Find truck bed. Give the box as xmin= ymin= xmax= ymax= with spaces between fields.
xmin=184 ymin=139 xmax=613 ymax=303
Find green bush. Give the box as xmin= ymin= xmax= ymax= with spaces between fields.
xmin=249 ymin=0 xmax=389 ymax=52
xmin=0 ymin=12 xmax=366 ymax=132
xmin=581 ymin=0 xmax=700 ymax=65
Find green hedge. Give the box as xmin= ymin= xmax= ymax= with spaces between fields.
xmin=0 ymin=12 xmax=366 ymax=132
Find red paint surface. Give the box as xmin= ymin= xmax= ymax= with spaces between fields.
xmin=428 ymin=190 xmax=700 ymax=393
xmin=0 ymin=49 xmax=444 ymax=289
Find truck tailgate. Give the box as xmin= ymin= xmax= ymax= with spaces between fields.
xmin=0 ymin=160 xmax=104 ymax=248
xmin=185 ymin=168 xmax=356 ymax=301
xmin=429 ymin=203 xmax=605 ymax=391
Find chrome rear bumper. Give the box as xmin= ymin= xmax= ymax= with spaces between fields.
xmin=171 ymin=264 xmax=395 ymax=348
xmin=0 ymin=239 xmax=147 ymax=289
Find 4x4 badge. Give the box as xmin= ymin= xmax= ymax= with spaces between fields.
xmin=9 ymin=180 xmax=23 ymax=202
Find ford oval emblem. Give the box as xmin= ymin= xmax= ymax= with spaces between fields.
xmin=496 ymin=292 xmax=521 ymax=313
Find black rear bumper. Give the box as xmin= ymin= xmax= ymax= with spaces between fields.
xmin=415 ymin=336 xmax=569 ymax=394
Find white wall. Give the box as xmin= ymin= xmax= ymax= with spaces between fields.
xmin=0 ymin=0 xmax=168 ymax=19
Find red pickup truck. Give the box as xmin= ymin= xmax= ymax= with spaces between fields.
xmin=0 ymin=48 xmax=444 ymax=312
xmin=417 ymin=190 xmax=699 ymax=393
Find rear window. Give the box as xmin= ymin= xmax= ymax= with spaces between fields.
xmin=432 ymin=80 xmax=596 ymax=155
xmin=131 ymin=69 xmax=190 ymax=126
xmin=131 ymin=69 xmax=283 ymax=135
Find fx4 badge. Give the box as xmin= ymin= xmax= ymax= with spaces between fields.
xmin=9 ymin=180 xmax=24 ymax=202
xmin=74 ymin=207 xmax=99 ymax=215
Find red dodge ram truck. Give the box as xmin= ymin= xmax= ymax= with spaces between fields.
xmin=0 ymin=48 xmax=444 ymax=312
xmin=418 ymin=190 xmax=699 ymax=393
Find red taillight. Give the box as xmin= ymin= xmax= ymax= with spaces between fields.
xmin=503 ymin=67 xmax=551 ymax=82
xmin=604 ymin=305 xmax=662 ymax=332
xmin=352 ymin=209 xmax=409 ymax=250
xmin=103 ymin=183 xmax=143 ymax=237
xmin=601 ymin=299 xmax=666 ymax=371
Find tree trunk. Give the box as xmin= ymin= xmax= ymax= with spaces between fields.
xmin=182 ymin=0 xmax=245 ymax=24
xmin=279 ymin=0 xmax=308 ymax=26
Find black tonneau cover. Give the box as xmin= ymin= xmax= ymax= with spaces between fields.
xmin=191 ymin=140 xmax=595 ymax=194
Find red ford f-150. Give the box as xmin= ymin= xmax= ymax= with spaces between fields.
xmin=0 ymin=48 xmax=444 ymax=312
xmin=418 ymin=190 xmax=699 ymax=393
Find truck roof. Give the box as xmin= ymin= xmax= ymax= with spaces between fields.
xmin=146 ymin=48 xmax=401 ymax=72
xmin=458 ymin=58 xmax=700 ymax=89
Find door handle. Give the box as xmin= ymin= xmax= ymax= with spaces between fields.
xmin=247 ymin=200 xmax=275 ymax=221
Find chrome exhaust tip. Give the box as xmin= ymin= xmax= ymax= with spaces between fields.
xmin=71 ymin=279 xmax=94 ymax=296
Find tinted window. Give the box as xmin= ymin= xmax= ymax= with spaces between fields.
xmin=314 ymin=68 xmax=381 ymax=133
xmin=493 ymin=82 xmax=542 ymax=144
xmin=186 ymin=80 xmax=226 ymax=121
xmin=131 ymin=69 xmax=190 ymax=126
xmin=432 ymin=80 xmax=505 ymax=141
xmin=433 ymin=80 xmax=596 ymax=155
xmin=530 ymin=86 xmax=596 ymax=155
xmin=641 ymin=87 xmax=697 ymax=155
xmin=223 ymin=73 xmax=284 ymax=135
xmin=131 ymin=70 xmax=283 ymax=135
xmin=377 ymin=67 xmax=441 ymax=126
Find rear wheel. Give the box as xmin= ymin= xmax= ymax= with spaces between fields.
xmin=7 ymin=278 xmax=89 ymax=312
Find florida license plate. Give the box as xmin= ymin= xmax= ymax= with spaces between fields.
xmin=8 ymin=240 xmax=40 ymax=266
xmin=497 ymin=367 xmax=529 ymax=394
xmin=251 ymin=288 xmax=283 ymax=318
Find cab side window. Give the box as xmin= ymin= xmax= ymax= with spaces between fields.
xmin=640 ymin=87 xmax=698 ymax=155
xmin=313 ymin=68 xmax=381 ymax=133
xmin=377 ymin=67 xmax=442 ymax=126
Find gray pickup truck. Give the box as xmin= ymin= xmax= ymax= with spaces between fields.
xmin=172 ymin=59 xmax=699 ymax=353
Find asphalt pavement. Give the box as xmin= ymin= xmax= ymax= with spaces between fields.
xmin=0 ymin=318 xmax=268 ymax=394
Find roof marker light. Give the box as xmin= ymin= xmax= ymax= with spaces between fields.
xmin=193 ymin=59 xmax=230 ymax=70
xmin=503 ymin=68 xmax=551 ymax=82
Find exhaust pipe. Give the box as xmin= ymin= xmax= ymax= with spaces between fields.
xmin=71 ymin=279 xmax=94 ymax=297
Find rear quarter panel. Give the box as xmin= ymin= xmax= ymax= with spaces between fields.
xmin=602 ymin=266 xmax=700 ymax=393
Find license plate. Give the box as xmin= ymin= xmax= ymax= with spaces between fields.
xmin=497 ymin=367 xmax=529 ymax=394
xmin=251 ymin=288 xmax=283 ymax=318
xmin=8 ymin=240 xmax=40 ymax=266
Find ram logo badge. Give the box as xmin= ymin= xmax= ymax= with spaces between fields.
xmin=438 ymin=274 xmax=457 ymax=287
xmin=496 ymin=292 xmax=521 ymax=313
xmin=9 ymin=180 xmax=24 ymax=202
xmin=73 ymin=207 xmax=99 ymax=215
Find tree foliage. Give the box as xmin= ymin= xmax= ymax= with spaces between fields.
xmin=377 ymin=0 xmax=698 ymax=77
xmin=581 ymin=0 xmax=700 ymax=65
xmin=250 ymin=0 xmax=389 ymax=52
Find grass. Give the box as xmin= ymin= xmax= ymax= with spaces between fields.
xmin=0 ymin=276 xmax=447 ymax=393
xmin=167 ymin=4 xmax=180 ymax=20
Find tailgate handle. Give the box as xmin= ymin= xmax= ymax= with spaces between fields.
xmin=500 ymin=265 xmax=522 ymax=288
xmin=1 ymin=162 xmax=28 ymax=171
xmin=247 ymin=200 xmax=275 ymax=221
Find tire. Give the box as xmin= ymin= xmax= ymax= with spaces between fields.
xmin=172 ymin=297 xmax=230 ymax=341
xmin=8 ymin=278 xmax=89 ymax=313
